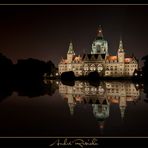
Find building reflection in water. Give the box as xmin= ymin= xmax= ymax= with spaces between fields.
xmin=58 ymin=81 xmax=141 ymax=132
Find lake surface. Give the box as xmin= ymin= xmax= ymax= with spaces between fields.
xmin=0 ymin=79 xmax=147 ymax=137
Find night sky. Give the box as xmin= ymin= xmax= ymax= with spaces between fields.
xmin=0 ymin=5 xmax=148 ymax=66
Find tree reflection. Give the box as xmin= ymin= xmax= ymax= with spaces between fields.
xmin=142 ymin=55 xmax=148 ymax=100
xmin=0 ymin=79 xmax=59 ymax=101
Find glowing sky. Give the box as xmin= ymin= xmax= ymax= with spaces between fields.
xmin=0 ymin=5 xmax=147 ymax=66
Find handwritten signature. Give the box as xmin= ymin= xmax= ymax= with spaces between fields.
xmin=49 ymin=138 xmax=99 ymax=147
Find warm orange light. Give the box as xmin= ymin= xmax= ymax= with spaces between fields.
xmin=107 ymin=56 xmax=117 ymax=61
xmin=100 ymin=124 xmax=104 ymax=129
xmin=125 ymin=58 xmax=132 ymax=63
xmin=75 ymin=96 xmax=82 ymax=101
xmin=126 ymin=97 xmax=134 ymax=101
xmin=60 ymin=58 xmax=68 ymax=64
xmin=74 ymin=56 xmax=81 ymax=62
xmin=110 ymin=98 xmax=119 ymax=104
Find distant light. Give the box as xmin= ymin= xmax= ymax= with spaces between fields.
xmin=100 ymin=124 xmax=104 ymax=129
xmin=99 ymin=30 xmax=101 ymax=33
xmin=134 ymin=73 xmax=138 ymax=76
xmin=56 ymin=73 xmax=59 ymax=76
xmin=136 ymin=84 xmax=139 ymax=87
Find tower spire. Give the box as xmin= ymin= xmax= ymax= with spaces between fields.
xmin=99 ymin=121 xmax=105 ymax=135
xmin=97 ymin=25 xmax=103 ymax=38
xmin=67 ymin=41 xmax=75 ymax=54
xmin=120 ymin=106 xmax=126 ymax=120
xmin=118 ymin=37 xmax=124 ymax=52
xmin=119 ymin=96 xmax=126 ymax=120
xmin=68 ymin=103 xmax=75 ymax=116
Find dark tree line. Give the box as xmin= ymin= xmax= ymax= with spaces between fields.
xmin=0 ymin=53 xmax=56 ymax=81
xmin=0 ymin=52 xmax=58 ymax=101
xmin=1 ymin=52 xmax=148 ymax=100
xmin=0 ymin=53 xmax=13 ymax=80
xmin=142 ymin=55 xmax=148 ymax=81
xmin=141 ymin=55 xmax=148 ymax=101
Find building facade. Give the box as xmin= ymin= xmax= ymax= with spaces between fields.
xmin=58 ymin=26 xmax=139 ymax=77
xmin=59 ymin=81 xmax=140 ymax=125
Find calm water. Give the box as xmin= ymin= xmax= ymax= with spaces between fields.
xmin=0 ymin=79 xmax=147 ymax=137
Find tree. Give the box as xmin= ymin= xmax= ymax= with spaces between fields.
xmin=87 ymin=71 xmax=100 ymax=81
xmin=0 ymin=52 xmax=13 ymax=79
xmin=142 ymin=55 xmax=148 ymax=81
xmin=61 ymin=71 xmax=75 ymax=80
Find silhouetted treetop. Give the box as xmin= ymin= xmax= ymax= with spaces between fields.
xmin=0 ymin=52 xmax=13 ymax=79
xmin=14 ymin=58 xmax=56 ymax=80
xmin=0 ymin=53 xmax=13 ymax=65
xmin=142 ymin=55 xmax=148 ymax=82
xmin=142 ymin=55 xmax=148 ymax=61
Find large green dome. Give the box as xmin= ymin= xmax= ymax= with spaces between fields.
xmin=92 ymin=103 xmax=109 ymax=121
xmin=91 ymin=26 xmax=109 ymax=55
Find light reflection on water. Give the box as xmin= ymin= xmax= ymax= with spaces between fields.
xmin=58 ymin=80 xmax=142 ymax=136
xmin=0 ymin=80 xmax=147 ymax=137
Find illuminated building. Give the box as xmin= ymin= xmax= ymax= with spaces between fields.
xmin=59 ymin=81 xmax=140 ymax=120
xmin=58 ymin=26 xmax=139 ymax=77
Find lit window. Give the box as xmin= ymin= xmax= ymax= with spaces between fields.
xmin=90 ymin=64 xmax=96 ymax=71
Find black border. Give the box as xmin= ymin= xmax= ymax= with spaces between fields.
xmin=0 ymin=2 xmax=148 ymax=148
xmin=0 ymin=137 xmax=147 ymax=147
xmin=0 ymin=0 xmax=147 ymax=4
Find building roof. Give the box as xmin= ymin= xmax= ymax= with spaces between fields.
xmin=106 ymin=56 xmax=117 ymax=61
xmin=59 ymin=58 xmax=68 ymax=64
xmin=106 ymin=55 xmax=138 ymax=63
xmin=96 ymin=25 xmax=103 ymax=39
xmin=82 ymin=54 xmax=106 ymax=61
xmin=73 ymin=55 xmax=82 ymax=63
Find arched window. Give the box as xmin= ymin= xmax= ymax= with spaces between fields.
xmin=84 ymin=64 xmax=89 ymax=71
xmin=90 ymin=64 xmax=96 ymax=71
xmin=97 ymin=64 xmax=103 ymax=72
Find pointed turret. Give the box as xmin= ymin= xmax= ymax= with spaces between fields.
xmin=99 ymin=121 xmax=105 ymax=135
xmin=119 ymin=96 xmax=126 ymax=120
xmin=67 ymin=41 xmax=75 ymax=54
xmin=118 ymin=37 xmax=124 ymax=52
xmin=66 ymin=94 xmax=76 ymax=116
xmin=68 ymin=103 xmax=75 ymax=116
xmin=120 ymin=106 xmax=126 ymax=120
xmin=97 ymin=25 xmax=103 ymax=39
xmin=67 ymin=41 xmax=75 ymax=62
xmin=117 ymin=37 xmax=125 ymax=63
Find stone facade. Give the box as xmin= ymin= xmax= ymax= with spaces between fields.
xmin=58 ymin=26 xmax=139 ymax=77
xmin=59 ymin=81 xmax=140 ymax=119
